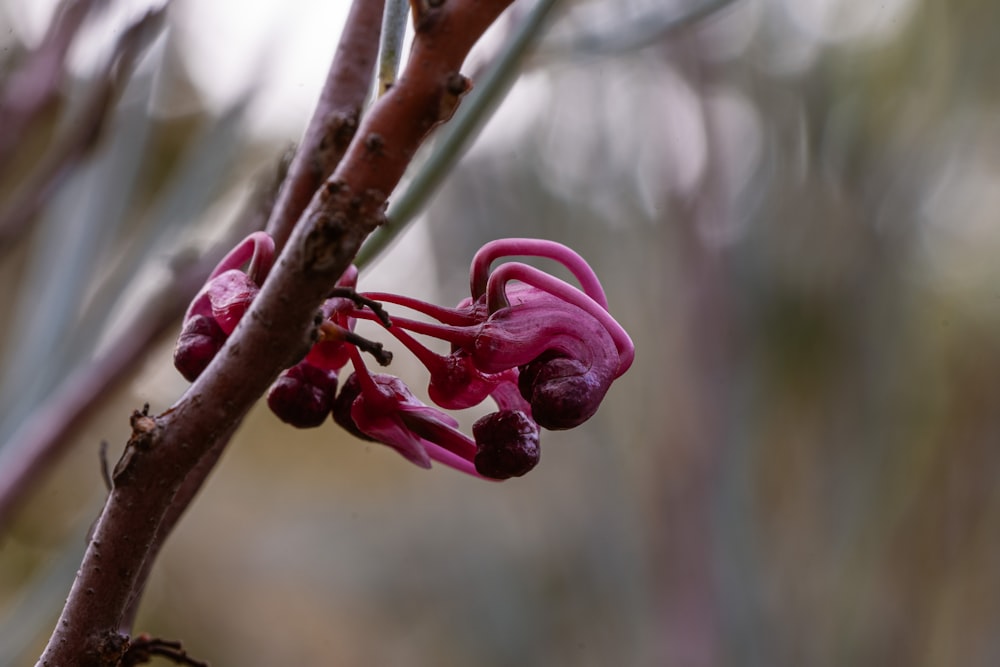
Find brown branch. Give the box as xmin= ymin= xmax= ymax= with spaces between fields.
xmin=264 ymin=0 xmax=385 ymax=252
xmin=39 ymin=0 xmax=517 ymax=664
xmin=117 ymin=0 xmax=387 ymax=638
xmin=0 ymin=154 xmax=287 ymax=533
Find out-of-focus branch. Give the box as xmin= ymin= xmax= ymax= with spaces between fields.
xmin=264 ymin=0 xmax=385 ymax=252
xmin=0 ymin=5 xmax=167 ymax=255
xmin=37 ymin=0 xmax=516 ymax=663
xmin=0 ymin=154 xmax=287 ymax=533
xmin=0 ymin=0 xmax=105 ymax=172
xmin=375 ymin=0 xmax=410 ymax=97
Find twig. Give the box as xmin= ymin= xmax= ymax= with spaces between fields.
xmin=375 ymin=0 xmax=409 ymax=97
xmin=264 ymin=0 xmax=385 ymax=252
xmin=38 ymin=1 xmax=517 ymax=663
xmin=356 ymin=0 xmax=562 ymax=267
xmin=328 ymin=286 xmax=393 ymax=327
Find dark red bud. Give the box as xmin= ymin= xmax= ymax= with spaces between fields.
xmin=173 ymin=314 xmax=226 ymax=382
xmin=331 ymin=372 xmax=376 ymax=441
xmin=518 ymin=353 xmax=607 ymax=430
xmin=473 ymin=410 xmax=540 ymax=479
xmin=267 ymin=363 xmax=339 ymax=428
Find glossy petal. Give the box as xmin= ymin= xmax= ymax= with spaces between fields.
xmin=206 ymin=269 xmax=260 ymax=335
xmin=336 ymin=370 xmax=485 ymax=476
xmin=173 ymin=314 xmax=225 ymax=382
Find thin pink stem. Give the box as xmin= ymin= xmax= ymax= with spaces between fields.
xmin=361 ymin=291 xmax=479 ymax=325
xmin=424 ymin=444 xmax=480 ymax=477
xmin=352 ymin=310 xmax=477 ymax=347
xmin=380 ymin=322 xmax=449 ymax=374
xmin=348 ymin=346 xmax=380 ymax=397
xmin=487 ymin=262 xmax=634 ymax=375
xmin=470 ymin=238 xmax=609 ymax=309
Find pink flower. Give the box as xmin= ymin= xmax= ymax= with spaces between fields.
xmin=332 ymin=349 xmax=539 ymax=479
xmin=173 ymin=232 xmax=274 ymax=381
xmin=351 ymin=240 xmax=633 ymax=430
xmin=175 ymin=234 xmax=633 ymax=480
xmin=266 ymin=266 xmax=365 ymax=426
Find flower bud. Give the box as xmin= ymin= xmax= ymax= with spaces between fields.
xmin=267 ymin=362 xmax=339 ymax=428
xmin=173 ymin=314 xmax=226 ymax=382
xmin=473 ymin=410 xmax=540 ymax=479
xmin=517 ymin=352 xmax=609 ymax=430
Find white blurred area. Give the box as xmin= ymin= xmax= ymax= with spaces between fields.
xmin=2 ymin=0 xmax=353 ymax=137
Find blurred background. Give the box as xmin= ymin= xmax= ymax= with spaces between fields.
xmin=2 ymin=0 xmax=1000 ymax=665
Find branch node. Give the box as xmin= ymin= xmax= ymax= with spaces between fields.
xmin=439 ymin=72 xmax=471 ymax=122
xmin=329 ymin=287 xmax=393 ymax=327
xmin=364 ymin=132 xmax=385 ymax=156
xmin=411 ymin=0 xmax=444 ymax=32
xmin=112 ymin=408 xmax=160 ymax=485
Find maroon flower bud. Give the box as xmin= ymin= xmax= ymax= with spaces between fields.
xmin=517 ymin=352 xmax=609 ymax=430
xmin=174 ymin=232 xmax=275 ymax=382
xmin=331 ymin=372 xmax=376 ymax=442
xmin=267 ymin=362 xmax=340 ymax=428
xmin=173 ymin=314 xmax=225 ymax=382
xmin=473 ymin=410 xmax=540 ymax=479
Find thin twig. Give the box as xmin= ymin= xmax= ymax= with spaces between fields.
xmin=375 ymin=0 xmax=409 ymax=97
xmin=264 ymin=0 xmax=385 ymax=252
xmin=356 ymin=0 xmax=562 ymax=267
xmin=328 ymin=286 xmax=393 ymax=327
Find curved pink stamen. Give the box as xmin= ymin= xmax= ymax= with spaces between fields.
xmin=470 ymin=238 xmax=609 ymax=309
xmin=486 ymin=262 xmax=634 ymax=375
xmin=209 ymin=231 xmax=274 ymax=282
xmin=348 ymin=346 xmax=382 ymax=399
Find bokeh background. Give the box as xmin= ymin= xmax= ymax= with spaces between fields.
xmin=2 ymin=0 xmax=1000 ymax=665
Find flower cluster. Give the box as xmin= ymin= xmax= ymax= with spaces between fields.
xmin=174 ymin=236 xmax=634 ymax=480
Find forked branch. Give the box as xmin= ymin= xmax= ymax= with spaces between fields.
xmin=36 ymin=1 xmax=516 ymax=665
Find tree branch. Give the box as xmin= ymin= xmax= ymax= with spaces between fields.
xmin=264 ymin=0 xmax=385 ymax=252
xmin=37 ymin=1 xmax=516 ymax=664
